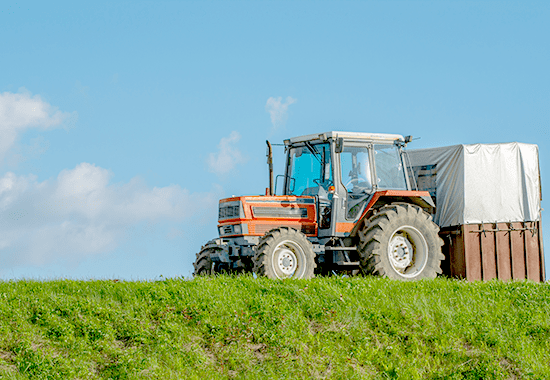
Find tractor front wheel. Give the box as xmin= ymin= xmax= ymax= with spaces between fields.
xmin=357 ymin=203 xmax=444 ymax=280
xmin=253 ymin=227 xmax=316 ymax=279
xmin=193 ymin=249 xmax=215 ymax=276
xmin=193 ymin=241 xmax=227 ymax=276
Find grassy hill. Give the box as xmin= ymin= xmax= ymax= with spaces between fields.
xmin=0 ymin=276 xmax=548 ymax=379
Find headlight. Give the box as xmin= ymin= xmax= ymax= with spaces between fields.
xmin=233 ymin=224 xmax=242 ymax=234
xmin=218 ymin=226 xmax=224 ymax=236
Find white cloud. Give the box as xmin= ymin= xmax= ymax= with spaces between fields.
xmin=265 ymin=96 xmax=297 ymax=131
xmin=0 ymin=90 xmax=222 ymax=273
xmin=207 ymin=131 xmax=247 ymax=175
xmin=0 ymin=163 xmax=220 ymax=268
xmin=0 ymin=89 xmax=76 ymax=162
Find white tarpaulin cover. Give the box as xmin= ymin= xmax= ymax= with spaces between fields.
xmin=407 ymin=143 xmax=541 ymax=227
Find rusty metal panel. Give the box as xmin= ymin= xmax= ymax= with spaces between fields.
xmin=510 ymin=222 xmax=527 ymax=280
xmin=463 ymin=224 xmax=482 ymax=281
xmin=538 ymin=221 xmax=546 ymax=281
xmin=495 ymin=222 xmax=512 ymax=281
xmin=479 ymin=223 xmax=497 ymax=280
xmin=524 ymin=221 xmax=542 ymax=282
xmin=450 ymin=229 xmax=466 ymax=278
xmin=442 ymin=221 xmax=544 ymax=282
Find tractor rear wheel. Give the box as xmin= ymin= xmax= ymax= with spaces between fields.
xmin=357 ymin=203 xmax=444 ymax=280
xmin=253 ymin=227 xmax=316 ymax=279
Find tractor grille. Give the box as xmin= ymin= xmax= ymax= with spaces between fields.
xmin=219 ymin=202 xmax=242 ymax=220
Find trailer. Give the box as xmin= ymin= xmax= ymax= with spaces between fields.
xmin=408 ymin=142 xmax=545 ymax=282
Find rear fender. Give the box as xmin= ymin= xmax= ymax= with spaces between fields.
xmin=350 ymin=190 xmax=435 ymax=236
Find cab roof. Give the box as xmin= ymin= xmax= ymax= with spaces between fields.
xmin=285 ymin=131 xmax=405 ymax=145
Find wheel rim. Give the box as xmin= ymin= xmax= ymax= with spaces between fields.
xmin=271 ymin=240 xmax=307 ymax=279
xmin=387 ymin=225 xmax=428 ymax=278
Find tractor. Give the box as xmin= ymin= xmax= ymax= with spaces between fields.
xmin=194 ymin=131 xmax=444 ymax=280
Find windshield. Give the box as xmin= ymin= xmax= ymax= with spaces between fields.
xmin=340 ymin=146 xmax=373 ymax=194
xmin=374 ymin=144 xmax=407 ymax=189
xmin=286 ymin=143 xmax=332 ymax=196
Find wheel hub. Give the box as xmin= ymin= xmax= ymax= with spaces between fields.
xmin=277 ymin=248 xmax=297 ymax=275
xmin=387 ymin=225 xmax=429 ymax=278
xmin=389 ymin=235 xmax=413 ymax=269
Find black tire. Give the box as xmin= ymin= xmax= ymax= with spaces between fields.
xmin=253 ymin=227 xmax=316 ymax=279
xmin=193 ymin=240 xmax=227 ymax=277
xmin=357 ymin=203 xmax=444 ymax=280
xmin=193 ymin=249 xmax=214 ymax=276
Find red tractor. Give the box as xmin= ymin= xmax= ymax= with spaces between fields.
xmin=194 ymin=131 xmax=444 ymax=280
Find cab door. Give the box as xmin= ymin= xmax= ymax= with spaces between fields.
xmin=284 ymin=142 xmax=334 ymax=237
xmin=330 ymin=142 xmax=376 ymax=236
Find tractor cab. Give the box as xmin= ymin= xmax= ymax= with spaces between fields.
xmin=280 ymin=132 xmax=418 ymax=237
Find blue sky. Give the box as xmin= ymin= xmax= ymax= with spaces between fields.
xmin=1 ymin=1 xmax=548 ymax=280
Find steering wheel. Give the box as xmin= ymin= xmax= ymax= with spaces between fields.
xmin=344 ymin=177 xmax=360 ymax=189
xmin=345 ymin=176 xmax=372 ymax=192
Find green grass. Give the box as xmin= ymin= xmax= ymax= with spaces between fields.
xmin=0 ymin=276 xmax=548 ymax=379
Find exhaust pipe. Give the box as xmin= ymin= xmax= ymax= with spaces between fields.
xmin=266 ymin=140 xmax=273 ymax=196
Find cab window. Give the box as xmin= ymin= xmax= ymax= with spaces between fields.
xmin=374 ymin=144 xmax=407 ymax=189
xmin=287 ymin=143 xmax=332 ymax=196
xmin=340 ymin=146 xmax=373 ymax=194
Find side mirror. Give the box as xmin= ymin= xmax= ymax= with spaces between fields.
xmin=274 ymin=175 xmax=285 ymax=195
xmin=289 ymin=177 xmax=296 ymax=193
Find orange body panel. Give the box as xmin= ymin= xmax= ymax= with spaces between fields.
xmin=219 ymin=190 xmax=432 ymax=238
xmin=219 ymin=195 xmax=317 ymax=237
xmin=335 ymin=223 xmax=355 ymax=233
